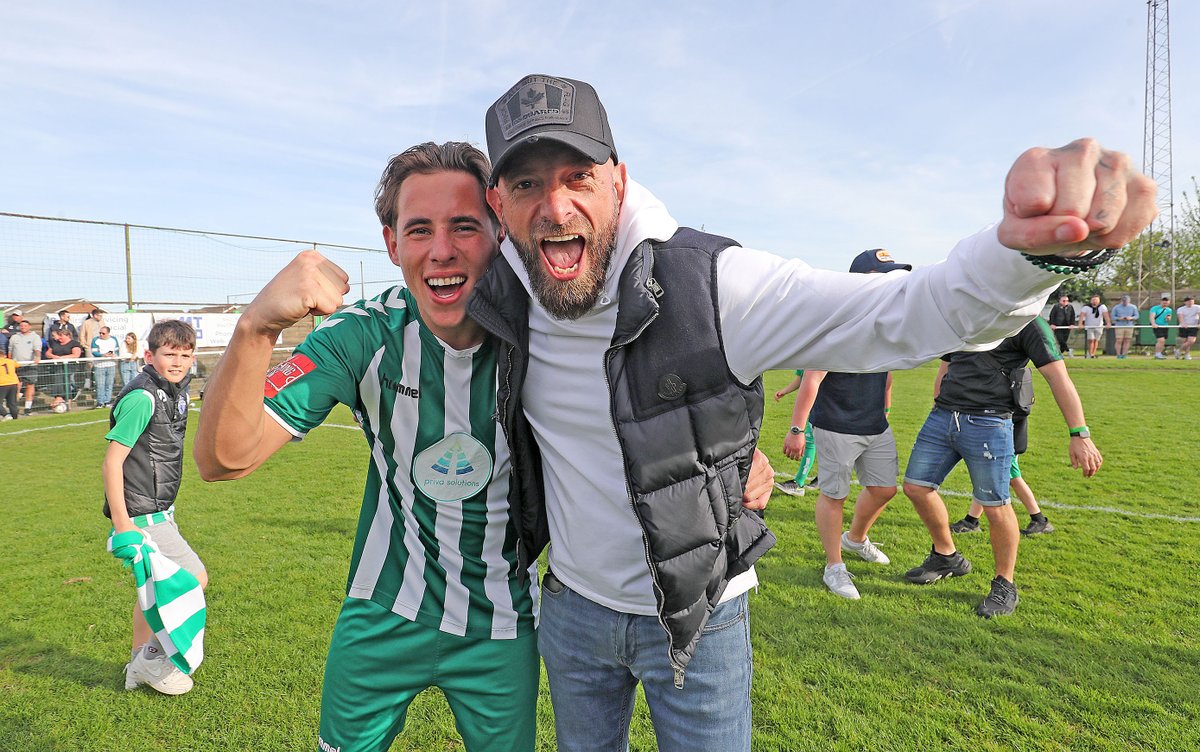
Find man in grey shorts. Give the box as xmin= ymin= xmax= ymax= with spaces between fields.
xmin=781 ymin=250 xmax=909 ymax=599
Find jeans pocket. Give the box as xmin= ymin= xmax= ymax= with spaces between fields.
xmin=542 ymin=570 xmax=566 ymax=596
xmin=701 ymin=595 xmax=746 ymax=634
xmin=964 ymin=414 xmax=1007 ymax=428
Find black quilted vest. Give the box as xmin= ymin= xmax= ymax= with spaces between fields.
xmin=469 ymin=227 xmax=776 ymax=676
xmin=104 ymin=366 xmax=191 ymax=518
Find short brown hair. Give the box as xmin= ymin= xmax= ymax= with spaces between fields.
xmin=148 ymin=319 xmax=196 ymax=352
xmin=373 ymin=141 xmax=494 ymax=230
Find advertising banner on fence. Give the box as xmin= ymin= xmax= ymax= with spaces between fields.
xmin=155 ymin=313 xmax=242 ymax=349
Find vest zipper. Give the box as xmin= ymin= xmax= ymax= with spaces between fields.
xmin=604 ymin=307 xmax=688 ymax=689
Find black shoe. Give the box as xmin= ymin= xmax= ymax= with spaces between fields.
xmin=905 ymin=548 xmax=972 ymax=584
xmin=950 ymin=517 xmax=981 ymax=533
xmin=976 ymin=576 xmax=1019 ymax=618
xmin=22 ymin=408 xmax=31 ymax=416
xmin=1020 ymin=518 xmax=1055 ymax=536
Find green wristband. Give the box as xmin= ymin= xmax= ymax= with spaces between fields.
xmin=1069 ymin=425 xmax=1090 ymax=437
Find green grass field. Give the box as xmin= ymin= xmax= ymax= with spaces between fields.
xmin=1 ymin=358 xmax=1197 ymax=751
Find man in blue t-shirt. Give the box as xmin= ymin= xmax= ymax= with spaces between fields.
xmin=1150 ymin=295 xmax=1173 ymax=360
xmin=1110 ymin=294 xmax=1139 ymax=359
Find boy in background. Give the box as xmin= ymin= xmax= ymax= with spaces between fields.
xmin=103 ymin=319 xmax=206 ymax=695
xmin=0 ymin=349 xmax=20 ymax=419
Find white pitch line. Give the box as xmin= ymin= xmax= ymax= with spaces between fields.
xmin=0 ymin=418 xmax=110 ymax=436
xmin=772 ymin=472 xmax=1200 ymax=523
xmin=0 ymin=410 xmax=361 ymax=438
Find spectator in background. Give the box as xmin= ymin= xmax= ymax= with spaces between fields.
xmin=1110 ymin=294 xmax=1139 ymax=359
xmin=7 ymin=318 xmax=41 ymax=415
xmin=1048 ymin=294 xmax=1076 ymax=357
xmin=77 ymin=309 xmax=106 ymax=392
xmin=3 ymin=309 xmax=24 ymax=336
xmin=902 ymin=318 xmax=1102 ymax=617
xmin=773 ymin=370 xmax=816 ymax=497
xmin=1078 ymin=294 xmax=1110 ymax=359
xmin=44 ymin=328 xmax=83 ymax=405
xmin=0 ymin=325 xmax=9 ymax=361
xmin=78 ymin=309 xmax=105 ymax=355
xmin=91 ymin=325 xmax=120 ymax=407
xmin=1150 ymin=295 xmax=1173 ymax=360
xmin=0 ymin=348 xmax=19 ymax=420
xmin=49 ymin=309 xmax=79 ymax=341
xmin=1175 ymin=296 xmax=1198 ymax=360
xmin=120 ymin=332 xmax=141 ymax=386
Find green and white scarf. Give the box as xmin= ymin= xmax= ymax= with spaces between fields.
xmin=108 ymin=529 xmax=206 ymax=675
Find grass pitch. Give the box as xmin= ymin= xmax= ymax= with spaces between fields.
xmin=0 ymin=357 xmax=1196 ymax=751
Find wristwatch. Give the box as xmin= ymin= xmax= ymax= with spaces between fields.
xmin=789 ymin=426 xmax=803 ymax=436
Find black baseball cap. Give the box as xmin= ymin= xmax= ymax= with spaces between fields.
xmin=849 ymin=249 xmax=912 ymax=274
xmin=485 ymin=74 xmax=617 ymax=186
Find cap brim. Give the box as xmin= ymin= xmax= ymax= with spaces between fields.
xmin=491 ymin=131 xmax=613 ymax=186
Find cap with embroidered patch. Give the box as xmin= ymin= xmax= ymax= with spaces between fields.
xmin=485 ymin=74 xmax=617 ymax=187
xmin=849 ymin=249 xmax=912 ymax=274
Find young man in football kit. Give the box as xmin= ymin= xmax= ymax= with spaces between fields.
xmin=194 ymin=142 xmax=540 ymax=752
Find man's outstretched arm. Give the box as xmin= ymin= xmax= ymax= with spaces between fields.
xmin=194 ymin=251 xmax=350 ymax=480
xmin=1038 ymin=360 xmax=1102 ymax=478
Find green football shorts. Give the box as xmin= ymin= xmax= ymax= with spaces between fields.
xmin=317 ymin=597 xmax=538 ymax=752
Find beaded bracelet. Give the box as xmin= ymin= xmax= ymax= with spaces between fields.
xmin=1020 ymin=248 xmax=1119 ymax=275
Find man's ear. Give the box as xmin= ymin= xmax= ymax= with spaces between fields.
xmin=383 ymin=224 xmax=399 ymax=266
xmin=612 ymin=161 xmax=628 ymax=206
xmin=486 ymin=186 xmax=504 ymax=226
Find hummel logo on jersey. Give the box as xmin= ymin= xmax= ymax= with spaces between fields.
xmin=380 ymin=375 xmax=419 ymax=399
xmin=317 ymin=736 xmax=341 ymax=752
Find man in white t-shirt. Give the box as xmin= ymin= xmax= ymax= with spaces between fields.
xmin=1176 ymin=296 xmax=1199 ymax=359
xmin=1078 ymin=294 xmax=1111 ymax=358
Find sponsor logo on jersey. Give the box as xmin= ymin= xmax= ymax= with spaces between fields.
xmin=412 ymin=432 xmax=493 ymax=502
xmin=264 ymin=354 xmax=317 ymax=398
xmin=380 ymin=375 xmax=419 ymax=399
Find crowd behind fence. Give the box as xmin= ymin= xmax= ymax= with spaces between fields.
xmin=1 ymin=348 xmax=297 ymax=417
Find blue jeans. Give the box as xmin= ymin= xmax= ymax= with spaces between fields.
xmin=538 ymin=573 xmax=752 ymax=752
xmin=904 ymin=407 xmax=1013 ymax=506
xmin=119 ymin=360 xmax=140 ymax=387
xmin=94 ymin=366 xmax=115 ymax=405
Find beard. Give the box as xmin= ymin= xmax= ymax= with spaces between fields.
xmin=507 ymin=203 xmax=620 ymax=320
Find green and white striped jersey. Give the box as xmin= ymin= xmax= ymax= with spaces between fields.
xmin=264 ymin=286 xmax=537 ymax=640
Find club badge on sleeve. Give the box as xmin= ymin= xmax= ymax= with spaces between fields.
xmin=264 ymin=354 xmax=317 ymax=398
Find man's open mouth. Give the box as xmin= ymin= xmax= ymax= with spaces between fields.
xmin=540 ymin=234 xmax=585 ymax=279
xmin=427 ymin=275 xmax=467 ymax=299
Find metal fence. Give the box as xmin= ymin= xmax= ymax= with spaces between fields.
xmin=3 ymin=349 xmax=296 ymax=417
xmin=0 ymin=211 xmax=400 ymax=307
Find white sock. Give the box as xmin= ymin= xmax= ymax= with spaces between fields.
xmin=24 ymin=401 xmax=31 ymax=409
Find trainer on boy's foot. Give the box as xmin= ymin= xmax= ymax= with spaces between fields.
xmin=470 ymin=72 xmax=1155 ymax=748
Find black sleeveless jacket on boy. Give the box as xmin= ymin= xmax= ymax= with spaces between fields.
xmin=103 ymin=366 xmax=192 ymax=519
xmin=469 ymin=227 xmax=776 ymax=677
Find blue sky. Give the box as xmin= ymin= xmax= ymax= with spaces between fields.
xmin=2 ymin=1 xmax=1196 ymax=301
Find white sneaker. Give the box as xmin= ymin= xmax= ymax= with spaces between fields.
xmin=823 ymin=563 xmax=860 ymax=599
xmin=773 ymin=480 xmax=805 ymax=497
xmin=841 ymin=531 xmax=890 ymax=564
xmin=125 ymin=646 xmax=194 ymax=695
